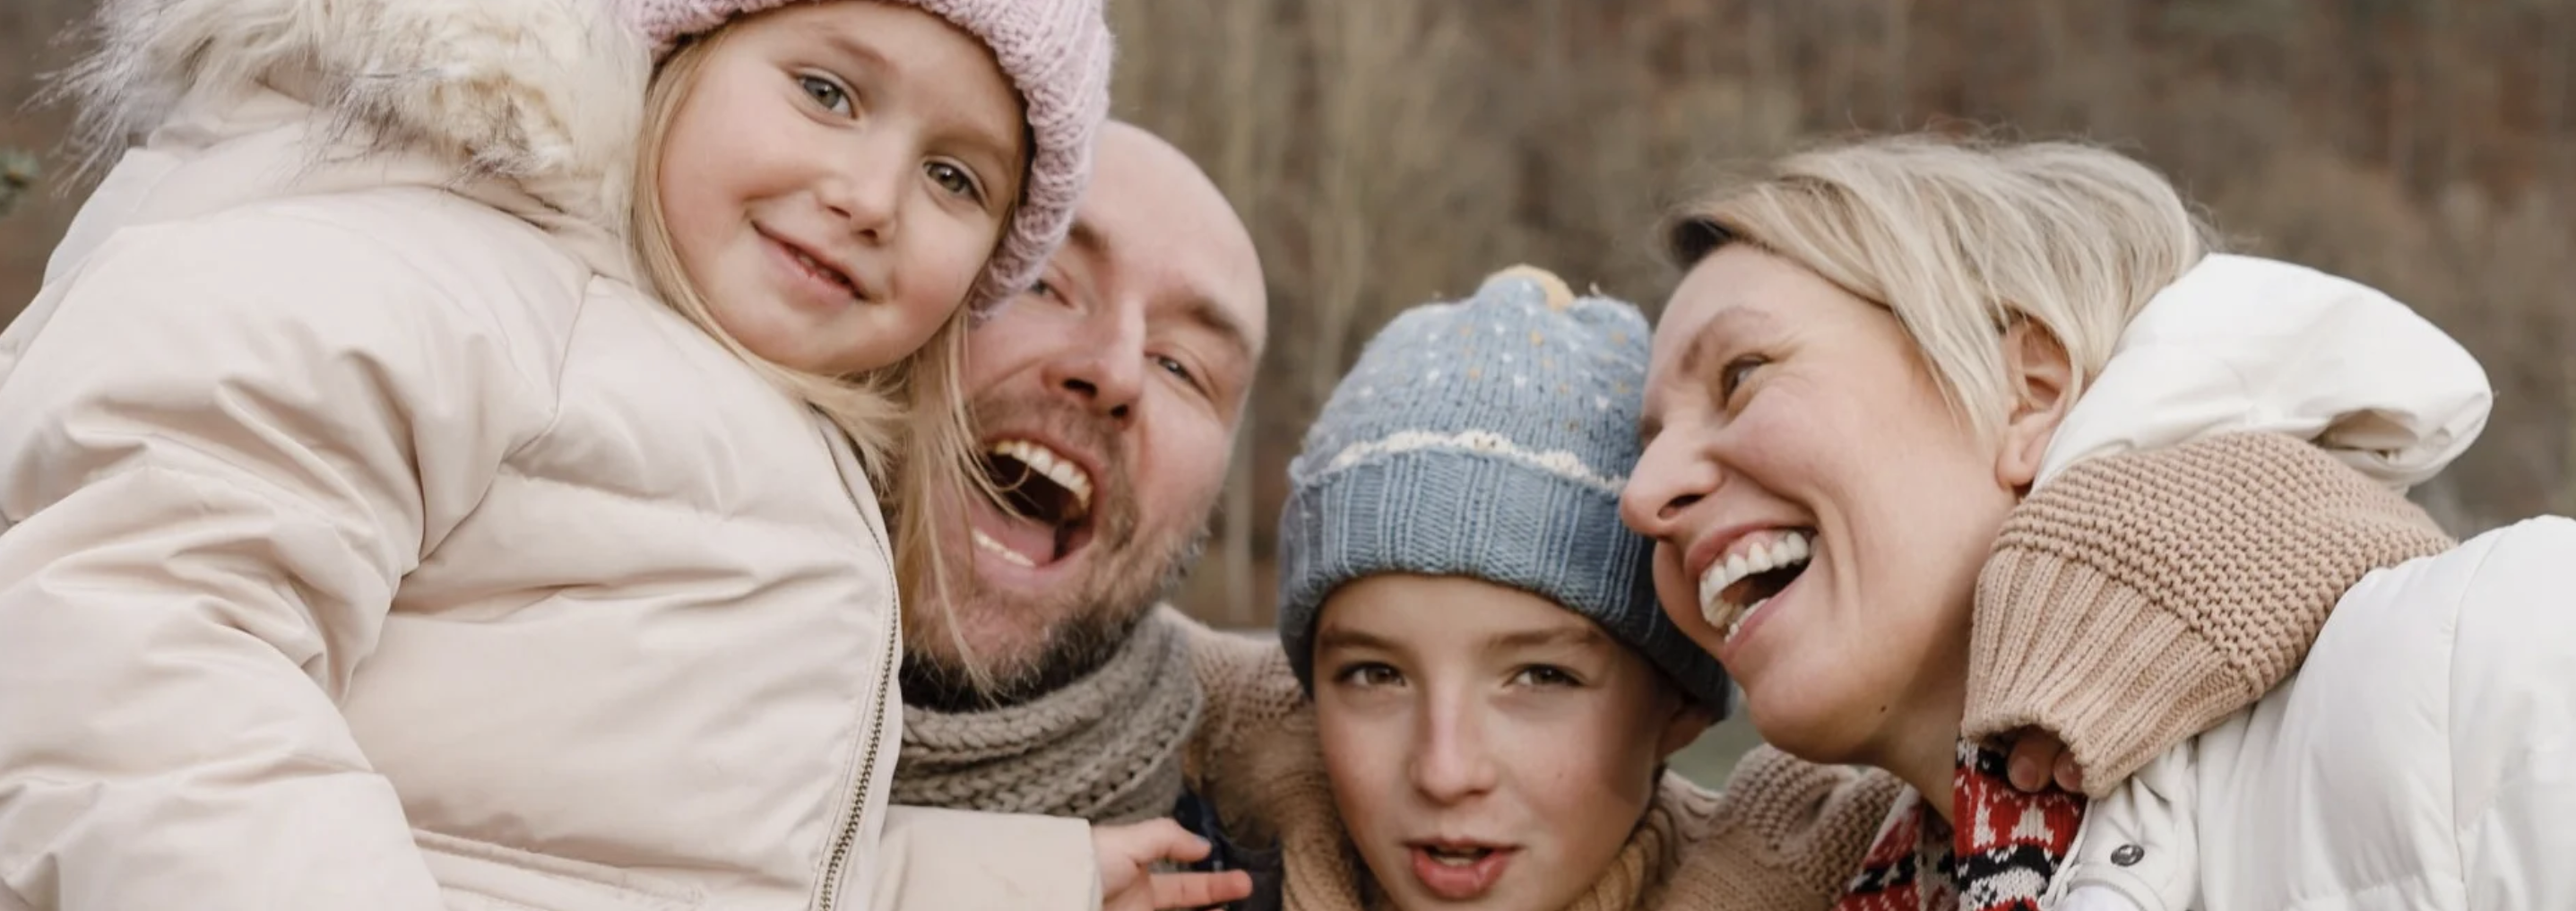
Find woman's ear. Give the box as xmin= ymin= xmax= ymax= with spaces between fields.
xmin=1996 ymin=320 xmax=2076 ymax=492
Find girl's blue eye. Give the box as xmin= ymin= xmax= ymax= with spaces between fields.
xmin=799 ymin=75 xmax=851 ymax=115
xmin=926 ymin=161 xmax=982 ymax=202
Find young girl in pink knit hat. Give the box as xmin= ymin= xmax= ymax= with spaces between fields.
xmin=0 ymin=0 xmax=1240 ymax=908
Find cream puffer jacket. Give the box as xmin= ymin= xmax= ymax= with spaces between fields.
xmin=2009 ymin=255 xmax=2572 ymax=909
xmin=0 ymin=0 xmax=1092 ymax=908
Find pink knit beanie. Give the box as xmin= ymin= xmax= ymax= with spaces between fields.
xmin=620 ymin=0 xmax=1113 ymax=314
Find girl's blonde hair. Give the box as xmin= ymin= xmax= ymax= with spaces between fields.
xmin=1663 ymin=133 xmax=2223 ymax=440
xmin=632 ymin=30 xmax=1005 ymax=694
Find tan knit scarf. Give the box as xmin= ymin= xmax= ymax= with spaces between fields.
xmin=892 ymin=611 xmax=1205 ymax=824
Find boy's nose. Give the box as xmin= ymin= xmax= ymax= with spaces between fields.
xmin=1407 ymin=703 xmax=1499 ymax=804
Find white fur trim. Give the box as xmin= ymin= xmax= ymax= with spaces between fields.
xmin=55 ymin=0 xmax=648 ymax=229
xmin=1312 ymin=429 xmax=1625 ymax=494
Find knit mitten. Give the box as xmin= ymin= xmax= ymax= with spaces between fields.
xmin=1965 ymin=430 xmax=2456 ymax=794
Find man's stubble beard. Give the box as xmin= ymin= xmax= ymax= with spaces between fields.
xmin=895 ymin=392 xmax=1221 ymax=712
xmin=900 ymin=517 xmax=1211 ymax=712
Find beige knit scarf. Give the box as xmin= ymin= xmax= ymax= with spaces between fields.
xmin=892 ymin=611 xmax=1205 ymax=824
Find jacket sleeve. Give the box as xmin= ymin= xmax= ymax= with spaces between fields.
xmin=0 ymin=213 xmax=549 ymax=908
xmin=869 ymin=806 xmax=1099 ymax=911
xmin=1963 ymin=431 xmax=2456 ymax=795
xmin=2433 ymin=518 xmax=2576 ymax=911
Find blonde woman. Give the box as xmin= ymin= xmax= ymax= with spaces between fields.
xmin=1622 ymin=134 xmax=2569 ymax=909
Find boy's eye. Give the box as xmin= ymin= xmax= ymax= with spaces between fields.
xmin=797 ymin=74 xmax=852 ymax=116
xmin=1334 ymin=663 xmax=1404 ymax=689
xmin=926 ymin=161 xmax=983 ymax=203
xmin=1510 ymin=665 xmax=1579 ymax=688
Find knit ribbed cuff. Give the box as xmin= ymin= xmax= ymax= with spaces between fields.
xmin=1965 ymin=546 xmax=2246 ymax=795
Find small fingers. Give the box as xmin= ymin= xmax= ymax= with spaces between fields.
xmin=1099 ymin=818 xmax=1214 ymax=865
xmin=1149 ymin=870 xmax=1254 ymax=910
xmin=2004 ymin=728 xmax=2069 ymax=793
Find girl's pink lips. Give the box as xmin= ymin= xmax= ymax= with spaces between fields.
xmin=1406 ymin=844 xmax=1517 ymax=901
xmin=754 ymin=225 xmax=869 ymax=309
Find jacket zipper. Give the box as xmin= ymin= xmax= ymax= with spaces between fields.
xmin=814 ymin=601 xmax=897 ymax=910
xmin=813 ymin=421 xmax=903 ymax=911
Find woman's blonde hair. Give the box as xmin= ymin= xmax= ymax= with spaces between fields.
xmin=1663 ymin=133 xmax=2223 ymax=440
xmin=632 ymin=30 xmax=1007 ymax=695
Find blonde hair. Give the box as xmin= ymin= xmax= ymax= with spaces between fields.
xmin=1663 ymin=133 xmax=2223 ymax=440
xmin=633 ymin=30 xmax=1006 ymax=694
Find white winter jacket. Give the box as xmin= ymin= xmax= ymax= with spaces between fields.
xmin=2032 ymin=256 xmax=2572 ymax=909
xmin=2051 ymin=517 xmax=2576 ymax=911
xmin=0 ymin=0 xmax=1094 ymax=908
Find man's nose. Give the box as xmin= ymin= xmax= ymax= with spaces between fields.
xmin=1040 ymin=298 xmax=1145 ymax=421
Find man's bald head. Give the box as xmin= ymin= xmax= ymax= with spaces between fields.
xmin=1076 ymin=121 xmax=1266 ymax=360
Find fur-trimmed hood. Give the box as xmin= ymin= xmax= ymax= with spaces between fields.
xmin=55 ymin=0 xmax=650 ymax=230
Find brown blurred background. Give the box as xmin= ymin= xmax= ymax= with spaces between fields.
xmin=5 ymin=0 xmax=2572 ymax=780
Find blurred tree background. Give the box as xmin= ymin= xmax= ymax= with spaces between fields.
xmin=5 ymin=0 xmax=2572 ymax=780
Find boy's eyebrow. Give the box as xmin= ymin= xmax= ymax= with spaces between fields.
xmin=1485 ymin=625 xmax=1610 ymax=653
xmin=1312 ymin=626 xmax=1401 ymax=654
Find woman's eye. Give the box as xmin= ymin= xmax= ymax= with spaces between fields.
xmin=1511 ymin=665 xmax=1579 ymax=688
xmin=1719 ymin=355 xmax=1766 ymax=402
xmin=797 ymin=75 xmax=852 ymax=116
xmin=926 ymin=161 xmax=983 ymax=202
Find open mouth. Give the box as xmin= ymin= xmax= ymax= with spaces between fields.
xmin=1421 ymin=845 xmax=1497 ymax=866
xmin=968 ymin=438 xmax=1096 ymax=568
xmin=1696 ymin=528 xmax=1813 ymax=644
xmin=1406 ymin=841 xmax=1516 ymax=900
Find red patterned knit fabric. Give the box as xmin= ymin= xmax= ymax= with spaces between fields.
xmin=1831 ymin=742 xmax=2085 ymax=911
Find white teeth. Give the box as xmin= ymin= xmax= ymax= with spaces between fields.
xmin=1695 ymin=530 xmax=1813 ymax=644
xmin=1423 ymin=847 xmax=1488 ymax=866
xmin=971 ymin=528 xmax=1036 ymax=568
xmin=1728 ymin=597 xmax=1771 ymax=641
xmin=987 ymin=439 xmax=1094 ymax=516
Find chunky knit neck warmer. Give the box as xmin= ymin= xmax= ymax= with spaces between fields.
xmin=892 ymin=611 xmax=1205 ymax=824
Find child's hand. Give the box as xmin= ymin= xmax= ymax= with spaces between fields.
xmin=2002 ymin=727 xmax=2083 ymax=794
xmin=1092 ymin=818 xmax=1255 ymax=911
